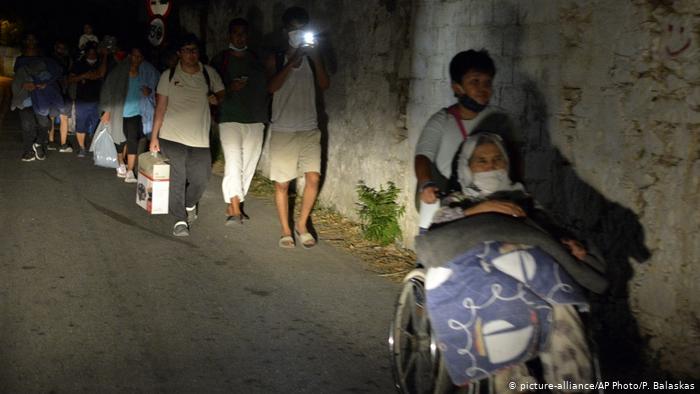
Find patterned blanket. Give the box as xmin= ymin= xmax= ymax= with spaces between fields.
xmin=425 ymin=241 xmax=588 ymax=386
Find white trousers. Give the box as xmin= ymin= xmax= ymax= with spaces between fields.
xmin=219 ymin=122 xmax=264 ymax=203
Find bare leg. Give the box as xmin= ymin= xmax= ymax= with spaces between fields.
xmin=227 ymin=196 xmax=241 ymax=216
xmin=127 ymin=153 xmax=136 ymax=172
xmin=48 ymin=116 xmax=55 ymax=143
xmin=295 ymin=172 xmax=320 ymax=233
xmin=274 ymin=181 xmax=291 ymax=237
xmin=59 ymin=114 xmax=68 ymax=145
xmin=76 ymin=132 xmax=86 ymax=149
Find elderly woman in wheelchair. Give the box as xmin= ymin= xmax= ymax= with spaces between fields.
xmin=390 ymin=133 xmax=607 ymax=394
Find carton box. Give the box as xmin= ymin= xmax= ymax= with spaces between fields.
xmin=136 ymin=152 xmax=170 ymax=214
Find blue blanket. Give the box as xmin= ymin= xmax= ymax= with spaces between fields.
xmin=425 ymin=241 xmax=588 ymax=386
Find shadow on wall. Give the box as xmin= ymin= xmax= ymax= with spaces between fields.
xmin=497 ymin=8 xmax=654 ymax=376
xmin=518 ymin=81 xmax=652 ymax=379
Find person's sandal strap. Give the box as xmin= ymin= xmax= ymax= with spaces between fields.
xmin=278 ymin=235 xmax=295 ymax=248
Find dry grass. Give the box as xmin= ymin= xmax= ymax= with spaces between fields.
xmin=216 ymin=161 xmax=415 ymax=282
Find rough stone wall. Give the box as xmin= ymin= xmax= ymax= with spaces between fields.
xmin=408 ymin=0 xmax=700 ymax=378
xmin=180 ymin=0 xmax=415 ymax=235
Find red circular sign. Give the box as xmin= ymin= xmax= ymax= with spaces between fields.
xmin=146 ymin=0 xmax=172 ymax=18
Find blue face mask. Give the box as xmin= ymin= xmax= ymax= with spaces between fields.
xmin=458 ymin=93 xmax=487 ymax=113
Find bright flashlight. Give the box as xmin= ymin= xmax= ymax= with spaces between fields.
xmin=303 ymin=31 xmax=316 ymax=46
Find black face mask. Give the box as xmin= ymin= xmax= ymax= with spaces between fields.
xmin=458 ymin=94 xmax=487 ymax=113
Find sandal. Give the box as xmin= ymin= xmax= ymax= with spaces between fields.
xmin=294 ymin=229 xmax=316 ymax=249
xmin=278 ymin=235 xmax=295 ymax=248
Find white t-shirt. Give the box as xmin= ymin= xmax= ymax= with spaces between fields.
xmin=414 ymin=106 xmax=516 ymax=179
xmin=157 ymin=62 xmax=224 ymax=148
xmin=271 ymin=57 xmax=317 ymax=132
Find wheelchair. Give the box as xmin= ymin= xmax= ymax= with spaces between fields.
xmin=388 ymin=218 xmax=606 ymax=394
xmin=389 ymin=267 xmax=490 ymax=394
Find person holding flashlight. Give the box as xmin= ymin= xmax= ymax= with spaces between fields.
xmin=265 ymin=6 xmax=330 ymax=248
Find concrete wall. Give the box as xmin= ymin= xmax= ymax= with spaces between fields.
xmin=182 ymin=0 xmax=700 ymax=378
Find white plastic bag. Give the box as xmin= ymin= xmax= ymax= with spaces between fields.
xmin=89 ymin=123 xmax=119 ymax=168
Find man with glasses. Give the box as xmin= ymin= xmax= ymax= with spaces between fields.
xmin=150 ymin=34 xmax=225 ymax=236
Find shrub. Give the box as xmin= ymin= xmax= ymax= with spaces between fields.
xmin=356 ymin=181 xmax=405 ymax=246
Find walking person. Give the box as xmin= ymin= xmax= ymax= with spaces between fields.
xmin=100 ymin=42 xmax=160 ymax=182
xmin=149 ymin=34 xmax=225 ymax=237
xmin=265 ymin=6 xmax=329 ymax=248
xmin=48 ymin=39 xmax=72 ymax=152
xmin=11 ymin=33 xmax=66 ymax=162
xmin=212 ymin=18 xmax=269 ymax=225
xmin=68 ymin=42 xmax=103 ymax=157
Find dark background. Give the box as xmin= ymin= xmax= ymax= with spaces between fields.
xmin=0 ymin=0 xmax=198 ymax=55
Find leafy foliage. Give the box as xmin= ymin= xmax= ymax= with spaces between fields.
xmin=356 ymin=181 xmax=405 ymax=246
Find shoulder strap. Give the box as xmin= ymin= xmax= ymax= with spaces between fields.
xmin=168 ymin=67 xmax=175 ymax=82
xmin=447 ymin=105 xmax=469 ymax=140
xmin=202 ymin=65 xmax=212 ymax=95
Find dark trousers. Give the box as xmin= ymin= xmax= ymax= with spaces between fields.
xmin=159 ymin=139 xmax=212 ymax=222
xmin=18 ymin=107 xmax=50 ymax=154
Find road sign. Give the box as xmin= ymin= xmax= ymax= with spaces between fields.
xmin=148 ymin=17 xmax=166 ymax=47
xmin=146 ymin=0 xmax=173 ymax=18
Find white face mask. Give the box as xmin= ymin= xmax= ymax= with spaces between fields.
xmin=86 ymin=58 xmax=97 ymax=65
xmin=229 ymin=43 xmax=247 ymax=52
xmin=288 ymin=29 xmax=305 ymax=49
xmin=472 ymin=169 xmax=511 ymax=194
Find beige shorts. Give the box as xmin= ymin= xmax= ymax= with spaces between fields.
xmin=269 ymin=129 xmax=322 ymax=182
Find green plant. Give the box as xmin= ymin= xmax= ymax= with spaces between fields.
xmin=356 ymin=181 xmax=405 ymax=246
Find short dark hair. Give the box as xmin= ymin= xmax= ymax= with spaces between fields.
xmin=449 ymin=49 xmax=496 ymax=83
xmin=176 ymin=33 xmax=201 ymax=51
xmin=228 ymin=18 xmax=249 ymax=33
xmin=282 ymin=7 xmax=309 ymax=28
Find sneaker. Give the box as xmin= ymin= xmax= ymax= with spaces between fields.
xmin=172 ymin=221 xmax=190 ymax=237
xmin=47 ymin=143 xmax=57 ymax=151
xmin=21 ymin=152 xmax=36 ymax=162
xmin=116 ymin=164 xmax=127 ymax=178
xmin=32 ymin=143 xmax=46 ymax=161
xmin=186 ymin=205 xmax=198 ymax=224
xmin=124 ymin=171 xmax=137 ymax=183
xmin=77 ymin=148 xmax=88 ymax=158
xmin=58 ymin=144 xmax=73 ymax=153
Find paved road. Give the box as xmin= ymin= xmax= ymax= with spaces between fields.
xmin=0 ymin=108 xmax=400 ymax=393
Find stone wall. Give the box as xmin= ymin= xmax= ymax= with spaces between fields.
xmin=408 ymin=0 xmax=700 ymax=379
xmin=181 ymin=0 xmax=700 ymax=378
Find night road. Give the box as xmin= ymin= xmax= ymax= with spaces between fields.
xmin=0 ymin=99 xmax=399 ymax=393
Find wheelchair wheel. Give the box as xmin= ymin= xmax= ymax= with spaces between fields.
xmin=389 ymin=269 xmax=460 ymax=394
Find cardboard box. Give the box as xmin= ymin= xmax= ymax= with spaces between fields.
xmin=136 ymin=152 xmax=170 ymax=214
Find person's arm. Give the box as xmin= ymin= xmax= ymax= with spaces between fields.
xmin=149 ymin=93 xmax=168 ymax=153
xmin=265 ymin=50 xmax=303 ymax=93
xmin=414 ymin=155 xmax=439 ymax=203
xmin=307 ymin=47 xmax=329 ymax=91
